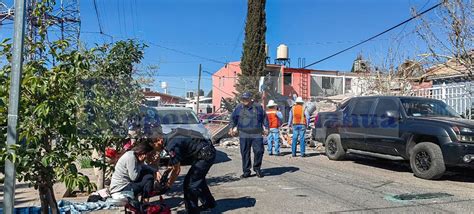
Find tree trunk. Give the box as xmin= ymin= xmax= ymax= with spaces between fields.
xmin=39 ymin=183 xmax=59 ymax=214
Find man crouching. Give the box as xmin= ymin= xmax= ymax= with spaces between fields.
xmin=149 ymin=126 xmax=217 ymax=214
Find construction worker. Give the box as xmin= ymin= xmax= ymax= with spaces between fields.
xmin=266 ymin=100 xmax=283 ymax=156
xmin=230 ymin=92 xmax=269 ymax=178
xmin=288 ymin=97 xmax=310 ymax=157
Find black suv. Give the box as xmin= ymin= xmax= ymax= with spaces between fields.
xmin=315 ymin=96 xmax=474 ymax=180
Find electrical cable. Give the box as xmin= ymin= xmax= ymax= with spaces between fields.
xmin=303 ymin=1 xmax=443 ymax=68
xmin=92 ymin=0 xmax=104 ymax=34
xmin=148 ymin=42 xmax=230 ymax=65
xmin=116 ymin=0 xmax=123 ymax=36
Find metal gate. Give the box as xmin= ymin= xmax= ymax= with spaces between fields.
xmin=410 ymin=83 xmax=473 ymax=119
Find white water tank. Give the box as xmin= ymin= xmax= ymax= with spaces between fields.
xmin=161 ymin=82 xmax=168 ymax=89
xmin=276 ymin=44 xmax=289 ymax=60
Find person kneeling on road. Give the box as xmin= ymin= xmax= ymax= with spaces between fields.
xmin=109 ymin=142 xmax=160 ymax=200
xmin=152 ymin=127 xmax=217 ymax=214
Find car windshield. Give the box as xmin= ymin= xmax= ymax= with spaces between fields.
xmin=401 ymin=98 xmax=461 ymax=118
xmin=156 ymin=109 xmax=200 ymax=124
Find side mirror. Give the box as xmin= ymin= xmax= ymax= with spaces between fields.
xmin=385 ymin=110 xmax=400 ymax=120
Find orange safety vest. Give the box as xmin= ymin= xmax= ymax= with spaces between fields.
xmin=266 ymin=110 xmax=280 ymax=128
xmin=292 ymin=104 xmax=306 ymax=125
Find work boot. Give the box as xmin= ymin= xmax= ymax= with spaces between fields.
xmin=240 ymin=173 xmax=251 ymax=179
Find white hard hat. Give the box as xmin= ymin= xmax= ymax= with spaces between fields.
xmin=295 ymin=97 xmax=304 ymax=103
xmin=267 ymin=100 xmax=277 ymax=107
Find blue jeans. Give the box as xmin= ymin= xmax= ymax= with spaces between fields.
xmin=267 ymin=129 xmax=280 ymax=154
xmin=292 ymin=125 xmax=306 ymax=157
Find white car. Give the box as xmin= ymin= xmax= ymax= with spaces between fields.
xmin=142 ymin=106 xmax=212 ymax=141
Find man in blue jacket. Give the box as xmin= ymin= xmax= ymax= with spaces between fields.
xmin=230 ymin=92 xmax=268 ymax=178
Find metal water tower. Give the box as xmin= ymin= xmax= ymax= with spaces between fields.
xmin=275 ymin=44 xmax=290 ymax=67
xmin=161 ymin=81 xmax=168 ymax=94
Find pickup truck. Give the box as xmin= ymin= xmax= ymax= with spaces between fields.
xmin=314 ymin=96 xmax=474 ymax=180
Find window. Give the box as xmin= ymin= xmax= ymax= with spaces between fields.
xmin=322 ymin=77 xmax=334 ymax=89
xmin=156 ymin=110 xmax=199 ymax=124
xmin=401 ymin=98 xmax=460 ymax=118
xmin=351 ymin=99 xmax=375 ymax=115
xmin=374 ymin=99 xmax=399 ymax=117
xmin=345 ymin=78 xmax=352 ymax=91
xmin=284 ymin=73 xmax=292 ymax=85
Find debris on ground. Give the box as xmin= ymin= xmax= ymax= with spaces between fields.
xmin=219 ymin=137 xmax=240 ymax=148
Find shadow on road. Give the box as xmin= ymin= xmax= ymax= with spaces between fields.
xmin=173 ymin=197 xmax=257 ymax=214
xmin=442 ymin=167 xmax=474 ymax=182
xmin=263 ymin=166 xmax=299 ymax=176
xmin=208 ymin=174 xmax=240 ymax=186
xmin=214 ymin=150 xmax=232 ymax=164
xmin=276 ymin=151 xmax=321 ymax=157
xmin=335 ymin=154 xmax=474 ymax=182
xmin=344 ymin=154 xmax=412 ymax=173
xmin=210 ymin=196 xmax=256 ymax=213
xmin=165 ymin=173 xmax=240 ymax=197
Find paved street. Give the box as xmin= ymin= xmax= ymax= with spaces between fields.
xmin=164 ymin=146 xmax=474 ymax=213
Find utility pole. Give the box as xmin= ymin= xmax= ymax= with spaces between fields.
xmin=4 ymin=0 xmax=27 ymax=213
xmin=196 ymin=64 xmax=202 ymax=115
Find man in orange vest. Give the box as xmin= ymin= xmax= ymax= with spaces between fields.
xmin=266 ymin=100 xmax=283 ymax=156
xmin=288 ymin=97 xmax=310 ymax=157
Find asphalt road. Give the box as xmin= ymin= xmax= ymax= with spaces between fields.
xmin=165 ymin=146 xmax=474 ymax=213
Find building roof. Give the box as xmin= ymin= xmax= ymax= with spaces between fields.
xmin=423 ymin=51 xmax=473 ymax=80
xmin=142 ymin=89 xmax=188 ymax=103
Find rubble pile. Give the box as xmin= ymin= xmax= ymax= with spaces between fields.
xmin=219 ymin=137 xmax=240 ymax=148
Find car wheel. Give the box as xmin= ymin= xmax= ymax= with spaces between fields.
xmin=409 ymin=142 xmax=446 ymax=180
xmin=325 ymin=134 xmax=345 ymax=160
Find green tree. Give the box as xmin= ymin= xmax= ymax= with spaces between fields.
xmin=0 ymin=39 xmax=97 ymax=214
xmin=0 ymin=1 xmax=146 ymax=212
xmin=78 ymin=41 xmax=145 ymax=188
xmin=236 ymin=0 xmax=267 ymax=101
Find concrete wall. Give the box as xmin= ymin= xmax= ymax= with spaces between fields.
xmin=212 ymin=62 xmax=241 ymax=111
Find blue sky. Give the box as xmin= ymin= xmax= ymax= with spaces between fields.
xmin=0 ymin=0 xmax=438 ymax=97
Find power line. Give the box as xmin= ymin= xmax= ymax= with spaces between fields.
xmin=92 ymin=0 xmax=104 ymax=34
xmin=148 ymin=42 xmax=229 ymax=65
xmin=212 ymin=84 xmax=234 ymax=97
xmin=230 ymin=17 xmax=246 ymax=57
xmin=98 ymin=0 xmax=109 ymax=33
xmin=121 ymin=0 xmax=128 ymax=37
xmin=116 ymin=0 xmax=123 ymax=36
xmin=202 ymin=70 xmax=237 ymax=79
xmin=303 ymin=1 xmax=443 ymax=68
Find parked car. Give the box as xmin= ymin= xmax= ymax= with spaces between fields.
xmin=315 ymin=96 xmax=474 ymax=180
xmin=151 ymin=107 xmax=212 ymax=140
xmin=138 ymin=106 xmax=212 ymax=166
